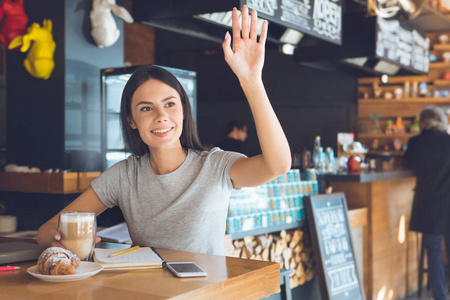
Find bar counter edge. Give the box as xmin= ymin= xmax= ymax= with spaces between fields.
xmin=323 ymin=169 xmax=414 ymax=183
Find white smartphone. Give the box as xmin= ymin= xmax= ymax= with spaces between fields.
xmin=165 ymin=262 xmax=208 ymax=278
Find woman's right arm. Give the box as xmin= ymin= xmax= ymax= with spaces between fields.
xmin=36 ymin=187 xmax=107 ymax=247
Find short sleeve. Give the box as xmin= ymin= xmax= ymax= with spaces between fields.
xmin=91 ymin=161 xmax=125 ymax=208
xmin=207 ymin=147 xmax=245 ymax=190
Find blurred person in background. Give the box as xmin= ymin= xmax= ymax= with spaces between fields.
xmin=215 ymin=120 xmax=249 ymax=156
xmin=404 ymin=105 xmax=450 ymax=300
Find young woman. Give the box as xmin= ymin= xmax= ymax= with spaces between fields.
xmin=37 ymin=6 xmax=291 ymax=255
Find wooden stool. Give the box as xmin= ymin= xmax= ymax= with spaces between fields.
xmin=280 ymin=269 xmax=293 ymax=300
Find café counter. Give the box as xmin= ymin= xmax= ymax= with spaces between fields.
xmin=324 ymin=169 xmax=418 ymax=300
xmin=0 ymin=237 xmax=280 ymax=300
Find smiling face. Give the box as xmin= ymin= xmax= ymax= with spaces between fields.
xmin=128 ymin=79 xmax=184 ymax=151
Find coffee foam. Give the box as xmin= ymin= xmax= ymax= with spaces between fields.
xmin=59 ymin=213 xmax=94 ymax=222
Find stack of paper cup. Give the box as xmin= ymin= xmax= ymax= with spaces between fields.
xmin=0 ymin=215 xmax=17 ymax=233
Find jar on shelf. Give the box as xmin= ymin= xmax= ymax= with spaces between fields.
xmin=394 ymin=88 xmax=403 ymax=99
xmin=412 ymin=81 xmax=419 ymax=98
xmin=419 ymin=82 xmax=428 ymax=97
xmin=403 ymin=81 xmax=410 ymax=98
xmin=372 ymin=82 xmax=382 ymax=98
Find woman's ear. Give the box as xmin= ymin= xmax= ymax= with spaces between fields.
xmin=128 ymin=117 xmax=137 ymax=129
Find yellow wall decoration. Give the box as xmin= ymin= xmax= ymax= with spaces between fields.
xmin=8 ymin=19 xmax=56 ymax=80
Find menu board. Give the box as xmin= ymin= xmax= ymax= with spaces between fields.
xmin=242 ymin=0 xmax=342 ymax=45
xmin=376 ymin=16 xmax=430 ymax=74
xmin=305 ymin=193 xmax=365 ymax=300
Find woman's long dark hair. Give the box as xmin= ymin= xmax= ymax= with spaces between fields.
xmin=120 ymin=65 xmax=204 ymax=156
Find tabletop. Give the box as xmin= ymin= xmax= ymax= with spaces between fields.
xmin=0 ymin=237 xmax=280 ymax=300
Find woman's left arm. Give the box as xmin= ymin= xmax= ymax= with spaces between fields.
xmin=222 ymin=6 xmax=291 ymax=187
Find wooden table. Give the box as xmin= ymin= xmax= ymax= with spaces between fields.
xmin=0 ymin=238 xmax=280 ymax=299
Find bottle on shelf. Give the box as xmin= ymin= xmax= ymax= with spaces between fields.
xmin=301 ymin=148 xmax=311 ymax=171
xmin=312 ymin=136 xmax=321 ymax=168
xmin=325 ymin=147 xmax=336 ymax=173
xmin=316 ymin=147 xmax=327 ymax=173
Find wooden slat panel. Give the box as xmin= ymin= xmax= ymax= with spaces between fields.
xmin=407 ymin=231 xmax=421 ymax=294
xmin=329 ymin=177 xmax=417 ymax=300
xmin=358 ymin=101 xmax=444 ymax=119
xmin=123 ymin=0 xmax=155 ymax=66
xmin=348 ymin=207 xmax=368 ymax=228
xmin=370 ymin=178 xmax=415 ymax=300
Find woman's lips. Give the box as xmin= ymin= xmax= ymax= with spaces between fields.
xmin=151 ymin=127 xmax=174 ymax=137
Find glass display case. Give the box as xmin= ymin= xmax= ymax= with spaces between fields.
xmin=100 ymin=65 xmax=197 ymax=169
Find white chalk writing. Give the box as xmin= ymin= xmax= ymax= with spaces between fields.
xmin=312 ymin=0 xmax=341 ymax=40
xmin=247 ymin=0 xmax=278 ymax=16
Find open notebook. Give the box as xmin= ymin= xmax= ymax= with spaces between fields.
xmin=93 ymin=247 xmax=163 ymax=270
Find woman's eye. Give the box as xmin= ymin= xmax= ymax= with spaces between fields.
xmin=140 ymin=106 xmax=152 ymax=112
xmin=166 ymin=102 xmax=175 ymax=108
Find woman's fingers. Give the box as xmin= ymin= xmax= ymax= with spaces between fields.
xmin=241 ymin=5 xmax=249 ymax=39
xmin=259 ymin=20 xmax=268 ymax=45
xmin=231 ymin=7 xmax=240 ymax=45
xmin=250 ymin=9 xmax=258 ymax=41
xmin=50 ymin=241 xmax=65 ymax=248
xmin=222 ymin=31 xmax=232 ymax=61
xmin=49 ymin=228 xmax=61 ymax=241
xmin=231 ymin=6 xmax=267 ymax=45
xmin=95 ymin=236 xmax=101 ymax=244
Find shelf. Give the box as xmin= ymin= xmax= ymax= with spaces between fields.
xmin=230 ymin=220 xmax=305 ymax=240
xmin=359 ymin=98 xmax=450 ymax=104
xmin=433 ymin=44 xmax=450 ymax=51
xmin=434 ymin=79 xmax=450 ymax=87
xmin=0 ymin=171 xmax=100 ymax=194
xmin=358 ymin=133 xmax=417 ymax=139
xmin=429 ymin=62 xmax=450 ymax=69
xmin=358 ymin=76 xmax=430 ymax=85
xmin=368 ymin=150 xmax=405 ymax=156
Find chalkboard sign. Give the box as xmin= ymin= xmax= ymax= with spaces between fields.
xmin=242 ymin=0 xmax=343 ymax=45
xmin=305 ymin=193 xmax=365 ymax=300
xmin=375 ymin=16 xmax=429 ymax=74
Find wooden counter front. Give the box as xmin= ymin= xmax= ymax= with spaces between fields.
xmin=0 ymin=238 xmax=280 ymax=300
xmin=328 ymin=175 xmax=417 ymax=300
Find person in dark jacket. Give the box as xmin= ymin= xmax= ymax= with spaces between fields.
xmin=404 ymin=105 xmax=450 ymax=300
xmin=215 ymin=120 xmax=249 ymax=156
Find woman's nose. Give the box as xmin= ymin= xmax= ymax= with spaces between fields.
xmin=155 ymin=109 xmax=168 ymax=122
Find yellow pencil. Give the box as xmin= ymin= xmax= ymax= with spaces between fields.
xmin=109 ymin=246 xmax=140 ymax=258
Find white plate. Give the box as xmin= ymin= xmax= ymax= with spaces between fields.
xmin=27 ymin=261 xmax=103 ymax=282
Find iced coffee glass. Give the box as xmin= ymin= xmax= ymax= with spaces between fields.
xmin=58 ymin=211 xmax=96 ymax=260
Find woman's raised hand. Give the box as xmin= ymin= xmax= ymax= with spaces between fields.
xmin=222 ymin=6 xmax=268 ymax=83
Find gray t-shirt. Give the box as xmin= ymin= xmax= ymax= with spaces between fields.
xmin=91 ymin=147 xmax=244 ymax=255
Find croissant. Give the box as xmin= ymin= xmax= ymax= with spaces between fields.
xmin=37 ymin=247 xmax=81 ymax=275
